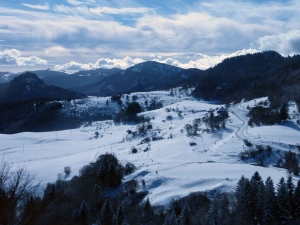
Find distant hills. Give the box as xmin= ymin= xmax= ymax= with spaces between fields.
xmin=72 ymin=61 xmax=201 ymax=96
xmin=41 ymin=68 xmax=123 ymax=89
xmin=0 ymin=68 xmax=123 ymax=88
xmin=0 ymin=63 xmax=201 ymax=97
xmin=0 ymin=72 xmax=86 ymax=104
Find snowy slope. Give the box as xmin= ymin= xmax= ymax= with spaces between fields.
xmin=1 ymin=92 xmax=299 ymax=206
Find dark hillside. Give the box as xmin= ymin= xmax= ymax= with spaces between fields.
xmin=0 ymin=72 xmax=86 ymax=104
xmin=192 ymin=51 xmax=300 ymax=104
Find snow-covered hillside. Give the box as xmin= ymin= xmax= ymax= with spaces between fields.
xmin=1 ymin=91 xmax=300 ymax=206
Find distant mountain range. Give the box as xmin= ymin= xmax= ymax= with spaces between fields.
xmin=72 ymin=61 xmax=201 ymax=96
xmin=0 ymin=68 xmax=123 ymax=88
xmin=0 ymin=72 xmax=86 ymax=104
xmin=2 ymin=51 xmax=300 ymax=105
xmin=0 ymin=63 xmax=202 ymax=97
xmin=41 ymin=68 xmax=123 ymax=89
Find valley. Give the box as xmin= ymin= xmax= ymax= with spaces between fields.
xmin=1 ymin=90 xmax=298 ymax=206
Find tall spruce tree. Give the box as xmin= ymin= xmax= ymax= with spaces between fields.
xmin=276 ymin=178 xmax=291 ymax=224
xmin=286 ymin=175 xmax=294 ymax=215
xmin=263 ymin=177 xmax=277 ymax=224
xmin=179 ymin=202 xmax=191 ymax=225
xmin=293 ymin=180 xmax=300 ymax=218
xmin=235 ymin=176 xmax=251 ymax=221
xmin=250 ymin=171 xmax=264 ymax=223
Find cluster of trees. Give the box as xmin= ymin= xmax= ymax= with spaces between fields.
xmin=185 ymin=112 xmax=228 ymax=136
xmin=114 ymin=102 xmax=142 ymax=123
xmin=248 ymin=103 xmax=289 ymax=126
xmin=3 ymin=157 xmax=300 ymax=225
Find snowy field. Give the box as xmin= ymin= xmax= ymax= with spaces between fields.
xmin=1 ymin=92 xmax=299 ymax=206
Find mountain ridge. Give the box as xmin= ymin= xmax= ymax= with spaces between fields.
xmin=0 ymin=72 xmax=86 ymax=104
xmin=72 ymin=61 xmax=201 ymax=96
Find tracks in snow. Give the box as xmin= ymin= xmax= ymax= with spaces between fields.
xmin=231 ymin=104 xmax=291 ymax=152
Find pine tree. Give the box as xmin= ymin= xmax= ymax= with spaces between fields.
xmin=235 ymin=176 xmax=251 ymax=221
xmin=78 ymin=201 xmax=90 ymax=225
xmin=249 ymin=171 xmax=264 ymax=223
xmin=293 ymin=180 xmax=300 ymax=218
xmin=263 ymin=177 xmax=277 ymax=224
xmin=287 ymin=175 xmax=294 ymax=214
xmin=144 ymin=198 xmax=152 ymax=213
xmin=179 ymin=202 xmax=191 ymax=225
xmin=255 ymin=179 xmax=265 ymax=223
xmin=169 ymin=210 xmax=178 ymax=225
xmin=218 ymin=195 xmax=231 ymax=225
xmin=207 ymin=195 xmax=231 ymax=225
xmin=276 ymin=178 xmax=291 ymax=224
xmin=100 ymin=199 xmax=115 ymax=225
xmin=279 ymin=103 xmax=289 ymax=122
xmin=207 ymin=198 xmax=219 ymax=225
xmin=170 ymin=199 xmax=181 ymax=217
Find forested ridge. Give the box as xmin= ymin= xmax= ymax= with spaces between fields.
xmin=191 ymin=51 xmax=300 ymax=105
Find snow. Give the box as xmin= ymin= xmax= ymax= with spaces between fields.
xmin=247 ymin=124 xmax=300 ymax=146
xmin=1 ymin=93 xmax=299 ymax=206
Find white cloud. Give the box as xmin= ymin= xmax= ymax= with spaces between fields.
xmin=0 ymin=49 xmax=47 ymax=66
xmin=67 ymin=0 xmax=95 ymax=6
xmin=90 ymin=7 xmax=153 ymax=15
xmin=22 ymin=3 xmax=49 ymax=10
xmin=152 ymin=49 xmax=259 ymax=70
xmin=255 ymin=30 xmax=300 ymax=55
xmin=53 ymin=49 xmax=258 ymax=72
xmin=54 ymin=56 xmax=144 ymax=71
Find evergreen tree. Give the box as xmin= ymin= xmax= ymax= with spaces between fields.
xmin=293 ymin=180 xmax=300 ymax=218
xmin=169 ymin=210 xmax=178 ymax=225
xmin=144 ymin=198 xmax=152 ymax=213
xmin=207 ymin=195 xmax=231 ymax=225
xmin=250 ymin=171 xmax=264 ymax=223
xmin=255 ymin=179 xmax=265 ymax=223
xmin=276 ymin=178 xmax=291 ymax=224
xmin=170 ymin=199 xmax=181 ymax=217
xmin=235 ymin=176 xmax=251 ymax=221
xmin=279 ymin=103 xmax=289 ymax=122
xmin=78 ymin=201 xmax=90 ymax=225
xmin=207 ymin=197 xmax=219 ymax=225
xmin=126 ymin=102 xmax=142 ymax=119
xmin=100 ymin=200 xmax=115 ymax=225
xmin=263 ymin=177 xmax=277 ymax=224
xmin=179 ymin=202 xmax=191 ymax=225
xmin=286 ymin=175 xmax=294 ymax=214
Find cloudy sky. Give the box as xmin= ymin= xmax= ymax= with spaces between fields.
xmin=1 ymin=0 xmax=300 ymax=72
